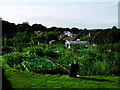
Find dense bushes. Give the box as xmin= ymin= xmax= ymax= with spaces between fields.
xmin=3 ymin=52 xmax=58 ymax=74
xmin=37 ymin=32 xmax=59 ymax=44
xmin=22 ymin=58 xmax=57 ymax=73
xmin=76 ymin=48 xmax=120 ymax=76
xmin=2 ymin=20 xmax=120 ymax=76
xmin=3 ymin=52 xmax=38 ymax=69
xmin=3 ymin=43 xmax=120 ymax=76
xmin=97 ymin=42 xmax=120 ymax=52
xmin=23 ymin=47 xmax=45 ymax=56
xmin=94 ymin=28 xmax=120 ymax=44
xmin=80 ymin=36 xmax=92 ymax=41
xmin=23 ymin=46 xmax=59 ymax=58
xmin=49 ymin=45 xmax=120 ymax=76
xmin=2 ymin=46 xmax=13 ymax=55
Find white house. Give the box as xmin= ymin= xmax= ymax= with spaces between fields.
xmin=64 ymin=31 xmax=73 ymax=37
xmin=65 ymin=40 xmax=90 ymax=48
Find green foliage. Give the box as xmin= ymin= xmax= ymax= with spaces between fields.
xmin=46 ymin=50 xmax=59 ymax=58
xmin=17 ymin=22 xmax=30 ymax=32
xmin=23 ymin=47 xmax=45 ymax=56
xmin=2 ymin=20 xmax=17 ymax=37
xmin=97 ymin=42 xmax=120 ymax=52
xmin=12 ymin=32 xmax=30 ymax=47
xmin=94 ymin=28 xmax=120 ymax=44
xmin=76 ymin=48 xmax=120 ymax=76
xmin=2 ymin=20 xmax=120 ymax=76
xmin=71 ymin=27 xmax=80 ymax=34
xmin=12 ymin=47 xmax=23 ymax=52
xmin=46 ymin=32 xmax=59 ymax=41
xmin=80 ymin=36 xmax=92 ymax=41
xmin=31 ymin=23 xmax=47 ymax=32
xmin=47 ymin=27 xmax=57 ymax=32
xmin=50 ymin=47 xmax=78 ymax=69
xmin=2 ymin=46 xmax=13 ymax=54
xmin=37 ymin=34 xmax=47 ymax=43
xmin=3 ymin=42 xmax=120 ymax=76
xmin=3 ymin=52 xmax=38 ymax=69
xmin=12 ymin=32 xmax=36 ymax=47
xmin=112 ymin=26 xmax=117 ymax=30
xmin=2 ymin=61 xmax=120 ymax=88
xmin=93 ymin=61 xmax=109 ymax=75
xmin=22 ymin=58 xmax=57 ymax=72
xmin=2 ymin=37 xmax=13 ymax=46
xmin=37 ymin=32 xmax=59 ymax=43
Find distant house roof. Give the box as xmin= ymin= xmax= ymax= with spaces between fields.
xmin=63 ymin=34 xmax=79 ymax=41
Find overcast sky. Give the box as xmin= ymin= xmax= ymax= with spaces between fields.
xmin=0 ymin=0 xmax=119 ymax=29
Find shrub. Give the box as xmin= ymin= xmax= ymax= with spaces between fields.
xmin=23 ymin=47 xmax=45 ymax=56
xmin=12 ymin=47 xmax=23 ymax=52
xmin=22 ymin=58 xmax=57 ymax=73
xmin=37 ymin=34 xmax=47 ymax=43
xmin=80 ymin=36 xmax=92 ymax=41
xmin=3 ymin=52 xmax=38 ymax=69
xmin=46 ymin=50 xmax=59 ymax=58
xmin=2 ymin=46 xmax=13 ymax=55
xmin=45 ymin=32 xmax=59 ymax=42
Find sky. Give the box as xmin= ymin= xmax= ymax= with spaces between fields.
xmin=0 ymin=0 xmax=119 ymax=29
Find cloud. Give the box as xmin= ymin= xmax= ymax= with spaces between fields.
xmin=1 ymin=0 xmax=119 ymax=2
xmin=0 ymin=2 xmax=118 ymax=28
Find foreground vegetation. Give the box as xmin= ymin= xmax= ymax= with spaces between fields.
xmin=1 ymin=20 xmax=120 ymax=88
xmin=2 ymin=57 xmax=120 ymax=88
xmin=2 ymin=43 xmax=120 ymax=88
xmin=3 ymin=43 xmax=120 ymax=76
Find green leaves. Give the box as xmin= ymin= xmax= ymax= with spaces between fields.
xmin=22 ymin=58 xmax=57 ymax=72
xmin=80 ymin=36 xmax=92 ymax=41
xmin=3 ymin=52 xmax=38 ymax=68
xmin=23 ymin=47 xmax=44 ymax=56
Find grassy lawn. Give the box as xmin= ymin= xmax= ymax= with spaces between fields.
xmin=2 ymin=56 xmax=120 ymax=88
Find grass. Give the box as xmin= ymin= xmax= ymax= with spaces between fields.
xmin=3 ymin=68 xmax=120 ymax=88
xmin=1 ymin=56 xmax=120 ymax=88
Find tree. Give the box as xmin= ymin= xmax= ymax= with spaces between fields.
xmin=31 ymin=24 xmax=47 ymax=32
xmin=12 ymin=32 xmax=33 ymax=47
xmin=17 ymin=22 xmax=30 ymax=32
xmin=47 ymin=27 xmax=57 ymax=32
xmin=112 ymin=26 xmax=117 ymax=30
xmin=2 ymin=20 xmax=17 ymax=37
xmin=37 ymin=34 xmax=47 ymax=43
xmin=46 ymin=32 xmax=59 ymax=42
xmin=71 ymin=27 xmax=80 ymax=34
xmin=83 ymin=28 xmax=88 ymax=33
xmin=64 ymin=28 xmax=70 ymax=31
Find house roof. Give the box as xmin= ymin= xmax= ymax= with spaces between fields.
xmin=63 ymin=34 xmax=79 ymax=41
xmin=59 ymin=31 xmax=100 ymax=41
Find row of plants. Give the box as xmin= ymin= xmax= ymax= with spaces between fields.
xmin=3 ymin=52 xmax=58 ymax=73
xmin=22 ymin=58 xmax=57 ymax=73
xmin=46 ymin=44 xmax=120 ymax=76
xmin=3 ymin=42 xmax=120 ymax=76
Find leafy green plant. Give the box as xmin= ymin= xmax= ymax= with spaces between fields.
xmin=3 ymin=52 xmax=38 ymax=69
xmin=2 ymin=46 xmax=13 ymax=54
xmin=23 ymin=47 xmax=45 ymax=56
xmin=22 ymin=58 xmax=57 ymax=73
xmin=80 ymin=36 xmax=92 ymax=41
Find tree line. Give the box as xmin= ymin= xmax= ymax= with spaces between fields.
xmin=2 ymin=20 xmax=120 ymax=47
